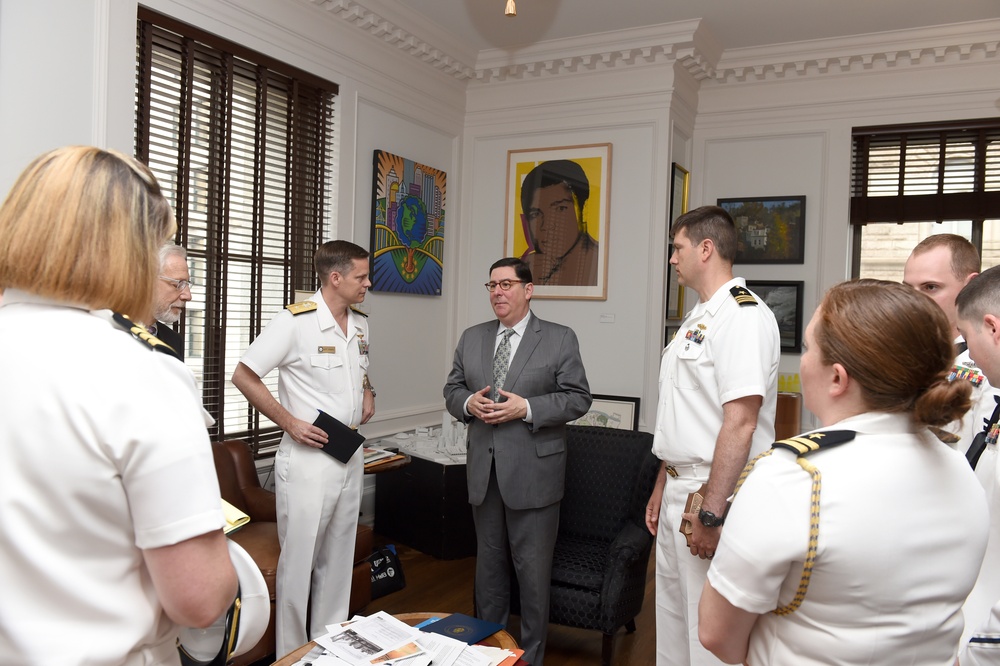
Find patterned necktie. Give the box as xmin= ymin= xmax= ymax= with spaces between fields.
xmin=492 ymin=329 xmax=514 ymax=401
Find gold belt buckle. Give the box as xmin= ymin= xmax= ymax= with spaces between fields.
xmin=665 ymin=465 xmax=678 ymax=478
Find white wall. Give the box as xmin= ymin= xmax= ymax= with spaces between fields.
xmin=693 ymin=35 xmax=1000 ymax=425
xmin=2 ymin=0 xmax=997 ymax=434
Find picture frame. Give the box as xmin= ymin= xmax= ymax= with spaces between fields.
xmin=505 ymin=143 xmax=611 ymax=300
xmin=370 ymin=150 xmax=447 ymax=295
xmin=669 ymin=162 xmax=689 ymax=225
xmin=570 ymin=394 xmax=640 ymax=430
xmin=718 ymin=196 xmax=806 ymax=265
xmin=745 ymin=280 xmax=804 ymax=353
xmin=666 ymin=163 xmax=690 ymax=323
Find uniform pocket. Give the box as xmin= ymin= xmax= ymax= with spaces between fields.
xmin=671 ymin=339 xmax=704 ymax=390
xmin=310 ymin=354 xmax=347 ymax=393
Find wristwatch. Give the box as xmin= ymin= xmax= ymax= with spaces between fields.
xmin=698 ymin=507 xmax=726 ymax=528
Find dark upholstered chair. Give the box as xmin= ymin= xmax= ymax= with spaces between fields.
xmin=512 ymin=425 xmax=659 ymax=666
xmin=212 ymin=440 xmax=373 ymax=665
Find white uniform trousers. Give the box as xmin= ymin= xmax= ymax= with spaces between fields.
xmin=655 ymin=469 xmax=727 ymax=666
xmin=274 ymin=440 xmax=362 ymax=658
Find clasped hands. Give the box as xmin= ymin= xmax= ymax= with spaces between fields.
xmin=468 ymin=386 xmax=527 ymax=425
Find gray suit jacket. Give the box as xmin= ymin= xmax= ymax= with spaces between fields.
xmin=444 ymin=312 xmax=591 ymax=510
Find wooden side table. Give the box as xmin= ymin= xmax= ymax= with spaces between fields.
xmin=270 ymin=611 xmax=517 ymax=664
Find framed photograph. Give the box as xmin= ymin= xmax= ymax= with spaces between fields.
xmin=505 ymin=144 xmax=611 ymax=300
xmin=669 ymin=162 xmax=689 ymax=225
xmin=718 ymin=196 xmax=805 ymax=264
xmin=746 ymin=280 xmax=804 ymax=353
xmin=370 ymin=150 xmax=447 ymax=295
xmin=666 ymin=163 xmax=690 ymax=321
xmin=570 ymin=394 xmax=640 ymax=430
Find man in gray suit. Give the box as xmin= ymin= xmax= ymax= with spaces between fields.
xmin=444 ymin=257 xmax=591 ymax=666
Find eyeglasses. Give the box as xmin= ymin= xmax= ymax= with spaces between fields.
xmin=160 ymin=275 xmax=194 ymax=291
xmin=485 ymin=279 xmax=526 ymax=292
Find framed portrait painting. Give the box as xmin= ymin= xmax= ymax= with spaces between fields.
xmin=505 ymin=143 xmax=611 ymax=300
xmin=718 ymin=196 xmax=805 ymax=264
xmin=746 ymin=280 xmax=804 ymax=353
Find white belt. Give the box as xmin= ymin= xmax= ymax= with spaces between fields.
xmin=664 ymin=462 xmax=710 ymax=478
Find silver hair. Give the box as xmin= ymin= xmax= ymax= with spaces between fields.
xmin=159 ymin=243 xmax=187 ymax=269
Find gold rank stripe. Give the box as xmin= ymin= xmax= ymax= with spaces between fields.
xmin=730 ymin=285 xmax=758 ymax=306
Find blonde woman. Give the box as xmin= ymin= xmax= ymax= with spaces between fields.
xmin=0 ymin=147 xmax=236 ymax=665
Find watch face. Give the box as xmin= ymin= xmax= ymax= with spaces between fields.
xmin=699 ymin=509 xmax=721 ymax=527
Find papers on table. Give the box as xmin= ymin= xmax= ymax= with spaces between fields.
xmin=299 ymin=611 xmax=519 ymax=666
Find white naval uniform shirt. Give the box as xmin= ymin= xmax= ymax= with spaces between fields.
xmin=240 ymin=289 xmax=369 ymax=433
xmin=652 ymin=277 xmax=780 ymax=466
xmin=0 ymin=289 xmax=224 ymax=666
xmin=943 ymin=339 xmax=997 ymax=455
xmin=709 ymin=412 xmax=988 ymax=666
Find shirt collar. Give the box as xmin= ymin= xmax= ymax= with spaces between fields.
xmin=497 ymin=311 xmax=531 ymax=338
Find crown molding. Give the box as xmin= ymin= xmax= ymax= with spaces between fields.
xmin=307 ymin=1 xmax=999 ymax=88
xmin=709 ymin=19 xmax=1000 ymax=83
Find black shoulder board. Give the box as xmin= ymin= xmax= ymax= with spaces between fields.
xmin=285 ymin=300 xmax=318 ymax=315
xmin=730 ymin=286 xmax=758 ymax=306
xmin=350 ymin=306 xmax=368 ymax=318
xmin=111 ymin=313 xmax=182 ymax=361
xmin=772 ymin=430 xmax=856 ymax=456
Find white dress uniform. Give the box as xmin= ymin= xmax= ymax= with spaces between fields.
xmin=941 ymin=338 xmax=994 ymax=455
xmin=650 ymin=277 xmax=780 ymax=666
xmin=961 ymin=401 xmax=1000 ymax=664
xmin=708 ymin=412 xmax=989 ymax=666
xmin=0 ymin=289 xmax=224 ymax=666
xmin=239 ymin=290 xmax=368 ymax=657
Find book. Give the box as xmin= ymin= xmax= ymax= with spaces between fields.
xmin=221 ymin=499 xmax=250 ymax=534
xmin=313 ymin=409 xmax=366 ymax=463
xmin=364 ymin=447 xmax=397 ymax=464
xmin=419 ymin=613 xmax=503 ymax=645
xmin=364 ymin=453 xmax=407 ymax=470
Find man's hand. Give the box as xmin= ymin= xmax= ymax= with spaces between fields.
xmin=285 ymin=418 xmax=329 ymax=448
xmin=361 ymin=388 xmax=375 ymax=424
xmin=646 ymin=464 xmax=666 ymax=536
xmin=681 ymin=508 xmax=722 ymax=559
xmin=479 ymin=389 xmax=528 ymax=425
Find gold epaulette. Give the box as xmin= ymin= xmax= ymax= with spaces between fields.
xmin=772 ymin=430 xmax=856 ymax=456
xmin=730 ymin=285 xmax=758 ymax=306
xmin=350 ymin=306 xmax=368 ymax=318
xmin=111 ymin=313 xmax=181 ymax=361
xmin=732 ymin=428 xmax=856 ymax=618
xmin=285 ymin=300 xmax=317 ymax=315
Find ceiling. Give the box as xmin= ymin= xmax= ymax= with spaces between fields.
xmin=399 ymin=0 xmax=1000 ymax=54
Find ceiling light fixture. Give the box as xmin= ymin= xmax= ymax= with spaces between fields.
xmin=505 ymin=0 xmax=516 ymax=16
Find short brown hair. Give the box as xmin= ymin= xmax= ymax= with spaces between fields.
xmin=957 ymin=264 xmax=1000 ymax=325
xmin=0 ymin=146 xmax=174 ymax=319
xmin=911 ymin=233 xmax=981 ymax=280
xmin=816 ymin=279 xmax=970 ymax=427
xmin=671 ymin=206 xmax=738 ymax=263
xmin=314 ymin=240 xmax=369 ymax=283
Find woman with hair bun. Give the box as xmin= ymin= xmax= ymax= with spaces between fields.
xmin=698 ymin=279 xmax=989 ymax=665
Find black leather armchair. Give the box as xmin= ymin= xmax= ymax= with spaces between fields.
xmin=511 ymin=425 xmax=659 ymax=665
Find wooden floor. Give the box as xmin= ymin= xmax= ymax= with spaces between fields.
xmin=363 ymin=534 xmax=658 ymax=666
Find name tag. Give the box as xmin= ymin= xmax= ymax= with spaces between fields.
xmin=317 ymin=346 xmax=336 ymax=353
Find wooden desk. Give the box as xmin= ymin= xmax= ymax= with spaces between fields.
xmin=271 ymin=611 xmax=517 ymax=664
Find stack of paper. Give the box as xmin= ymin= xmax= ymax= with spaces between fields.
xmin=221 ymin=499 xmax=250 ymax=535
xmin=289 ymin=611 xmax=523 ymax=666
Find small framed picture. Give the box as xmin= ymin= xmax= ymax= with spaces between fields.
xmin=570 ymin=394 xmax=640 ymax=430
xmin=718 ymin=196 xmax=805 ymax=264
xmin=746 ymin=280 xmax=805 ymax=353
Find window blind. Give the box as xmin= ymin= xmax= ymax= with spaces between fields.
xmin=851 ymin=118 xmax=1000 ymax=225
xmin=136 ymin=9 xmax=338 ymax=454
